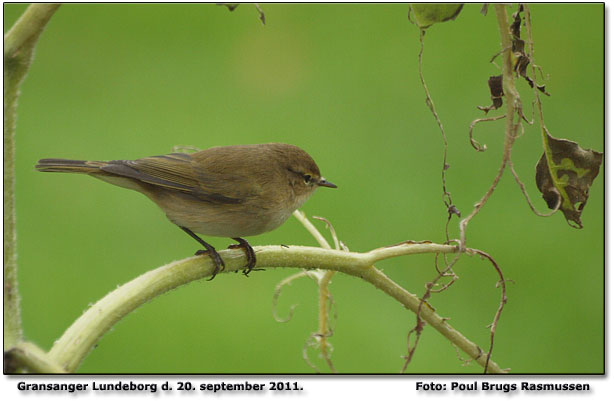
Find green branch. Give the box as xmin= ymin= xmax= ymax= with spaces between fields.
xmin=45 ymin=242 xmax=504 ymax=373
xmin=4 ymin=3 xmax=61 ymax=350
xmin=5 ymin=342 xmax=67 ymax=373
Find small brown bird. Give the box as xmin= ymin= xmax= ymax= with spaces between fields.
xmin=36 ymin=143 xmax=336 ymax=279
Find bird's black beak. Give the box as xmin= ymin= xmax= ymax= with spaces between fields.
xmin=318 ymin=178 xmax=337 ymax=188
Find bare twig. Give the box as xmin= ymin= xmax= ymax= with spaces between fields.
xmin=469 ymin=114 xmax=506 ymax=152
xmin=313 ymin=216 xmax=340 ymax=251
xmin=293 ymin=210 xmax=331 ymax=250
xmin=459 ymin=4 xmax=523 ymax=250
xmin=272 ymin=271 xmax=311 ymax=323
xmin=466 ymin=248 xmax=507 ymax=374
xmin=431 ymin=250 xmax=459 ymax=293
xmin=509 ymin=160 xmax=561 ymax=217
xmin=417 ymin=29 xmax=459 ymax=241
xmin=401 ymin=252 xmax=462 ymax=372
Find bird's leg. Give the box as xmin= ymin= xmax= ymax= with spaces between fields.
xmin=180 ymin=226 xmax=225 ymax=280
xmin=228 ymin=237 xmax=258 ymax=276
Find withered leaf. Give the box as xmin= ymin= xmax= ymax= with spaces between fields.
xmin=510 ymin=5 xmax=550 ymax=96
xmin=480 ymin=4 xmax=489 ymax=16
xmin=535 ymin=132 xmax=603 ymax=228
xmin=409 ymin=4 xmax=464 ymax=29
xmin=510 ymin=5 xmax=523 ymax=39
xmin=512 ymin=37 xmax=525 ymax=54
xmin=516 ymin=57 xmax=550 ymax=95
xmin=513 ymin=49 xmax=550 ymax=96
xmin=478 ymin=75 xmax=503 ymax=113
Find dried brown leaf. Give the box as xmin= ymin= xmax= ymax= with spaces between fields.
xmin=535 ymin=133 xmax=603 ymax=228
xmin=478 ymin=75 xmax=504 ymax=113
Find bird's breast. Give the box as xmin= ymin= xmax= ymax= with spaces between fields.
xmin=148 ymin=188 xmax=298 ymax=238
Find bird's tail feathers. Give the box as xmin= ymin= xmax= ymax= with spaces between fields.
xmin=35 ymin=159 xmax=106 ymax=173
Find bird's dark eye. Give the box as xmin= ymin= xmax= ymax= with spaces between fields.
xmin=303 ymin=174 xmax=312 ymax=184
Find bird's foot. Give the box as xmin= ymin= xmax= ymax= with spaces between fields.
xmin=194 ymin=248 xmax=225 ymax=280
xmin=180 ymin=226 xmax=225 ymax=280
xmin=229 ymin=237 xmax=257 ymax=276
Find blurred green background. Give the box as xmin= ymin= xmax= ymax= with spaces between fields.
xmin=4 ymin=4 xmax=603 ymax=374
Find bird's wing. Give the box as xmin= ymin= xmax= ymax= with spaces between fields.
xmin=100 ymin=153 xmax=250 ymax=204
